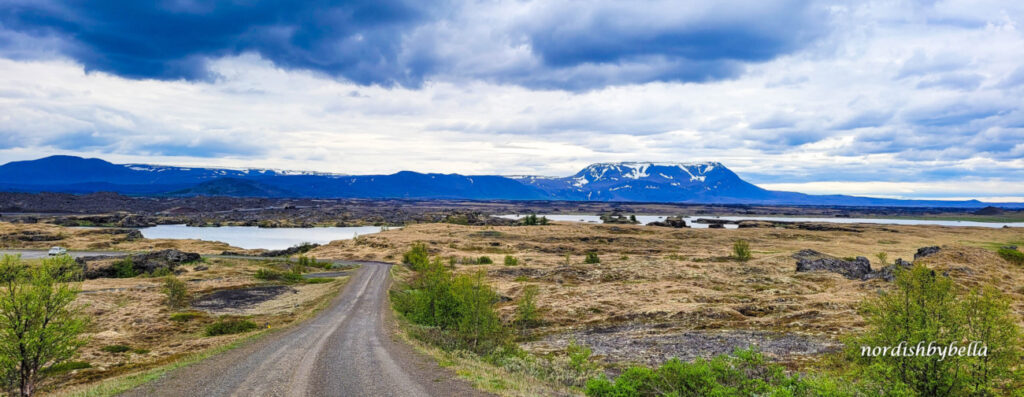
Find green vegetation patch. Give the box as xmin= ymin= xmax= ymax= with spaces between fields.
xmin=204 ymin=319 xmax=259 ymax=336
xmin=732 ymin=239 xmax=752 ymax=261
xmin=254 ymin=268 xmax=304 ymax=283
xmin=113 ymin=257 xmax=137 ymax=278
xmin=998 ymin=247 xmax=1024 ymax=265
xmin=42 ymin=361 xmax=91 ymax=375
xmin=169 ymin=312 xmax=204 ymax=322
xmin=586 ymin=348 xmax=846 ymax=396
xmin=101 ymin=344 xmax=133 ymax=354
xmin=393 ymin=246 xmax=507 ymax=354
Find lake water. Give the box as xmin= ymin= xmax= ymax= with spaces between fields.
xmin=139 ymin=224 xmax=388 ymax=250
xmin=496 ymin=214 xmax=1024 ymax=229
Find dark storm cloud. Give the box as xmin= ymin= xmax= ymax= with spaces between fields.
xmin=0 ymin=0 xmax=826 ymax=90
xmin=515 ymin=0 xmax=826 ymax=89
xmin=0 ymin=0 xmax=433 ymax=85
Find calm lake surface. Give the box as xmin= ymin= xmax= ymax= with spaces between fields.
xmin=496 ymin=215 xmax=1024 ymax=229
xmin=139 ymin=225 xmax=388 ymax=250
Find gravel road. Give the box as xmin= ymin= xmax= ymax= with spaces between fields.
xmin=120 ymin=261 xmax=490 ymax=397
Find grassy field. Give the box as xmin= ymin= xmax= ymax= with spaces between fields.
xmin=313 ymin=221 xmax=1024 ymax=371
xmin=0 ymin=222 xmax=234 ymax=253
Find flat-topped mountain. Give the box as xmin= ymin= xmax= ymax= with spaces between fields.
xmin=0 ymin=155 xmax=1012 ymax=207
xmin=514 ymin=162 xmax=771 ymax=202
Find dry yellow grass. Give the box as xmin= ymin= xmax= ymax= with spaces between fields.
xmin=312 ymin=222 xmax=1024 ymax=339
xmin=0 ymin=221 xmax=234 ymax=254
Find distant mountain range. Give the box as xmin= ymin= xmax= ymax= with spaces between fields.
xmin=0 ymin=155 xmax=1018 ymax=208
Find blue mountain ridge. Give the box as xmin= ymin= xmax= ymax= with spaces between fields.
xmin=0 ymin=155 xmax=1015 ymax=208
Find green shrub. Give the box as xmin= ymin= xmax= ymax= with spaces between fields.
xmin=113 ymin=257 xmax=137 ymax=278
xmin=998 ymin=247 xmax=1024 ymax=265
xmin=162 ymin=276 xmax=189 ymax=309
xmin=254 ymin=268 xmax=303 ymax=284
xmin=477 ymin=256 xmax=493 ymax=265
xmin=282 ymin=272 xmax=304 ymax=283
xmin=849 ymin=265 xmax=1023 ymax=396
xmin=169 ymin=312 xmax=203 ymax=322
xmin=392 ymin=253 xmax=508 ymax=353
xmin=132 ymin=348 xmax=150 ymax=354
xmin=254 ymin=268 xmax=277 ymax=280
xmin=303 ymin=277 xmax=333 ymax=284
xmin=875 ymin=252 xmax=888 ymax=266
xmin=515 ymin=285 xmax=540 ymax=336
xmin=146 ymin=267 xmax=173 ymax=277
xmin=100 ymin=344 xmax=132 ymax=353
xmin=504 ymin=255 xmax=519 ymax=266
xmin=585 ymin=347 xmax=844 ymax=397
xmin=732 ymin=239 xmax=751 ymax=261
xmin=42 ymin=361 xmax=90 ymax=375
xmin=567 ymin=340 xmax=595 ymax=372
xmin=519 ymin=214 xmax=549 ymax=226
xmin=444 ymin=214 xmax=470 ymax=225
xmin=204 ymin=319 xmax=259 ymax=336
xmin=0 ymin=255 xmax=88 ymax=395
xmin=402 ymin=243 xmax=430 ymax=269
xmin=296 ymin=255 xmax=328 ymax=269
xmin=584 ymin=252 xmax=600 ymax=264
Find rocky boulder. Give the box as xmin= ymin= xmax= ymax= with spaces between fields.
xmin=647 ymin=216 xmax=688 ymax=228
xmin=795 ymin=249 xmax=918 ymax=281
xmin=77 ymin=249 xmax=200 ymax=279
xmin=81 ymin=228 xmax=143 ymax=241
xmin=694 ymin=218 xmax=737 ymax=227
xmin=914 ymin=246 xmax=941 ymax=261
xmin=795 ymin=252 xmax=872 ymax=280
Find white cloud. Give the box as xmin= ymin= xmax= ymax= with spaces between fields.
xmin=0 ymin=0 xmax=1022 ymax=199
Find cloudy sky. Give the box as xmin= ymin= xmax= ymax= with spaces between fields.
xmin=1 ymin=0 xmax=1023 ymax=201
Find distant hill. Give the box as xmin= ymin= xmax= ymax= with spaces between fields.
xmin=167 ymin=178 xmax=295 ymax=198
xmin=0 ymin=155 xmax=1017 ymax=208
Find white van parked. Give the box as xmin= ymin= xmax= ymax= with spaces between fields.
xmin=47 ymin=246 xmax=67 ymax=256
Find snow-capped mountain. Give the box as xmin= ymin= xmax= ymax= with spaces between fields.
xmin=515 ymin=162 xmax=772 ymax=202
xmin=0 ymin=156 xmax=1010 ymax=207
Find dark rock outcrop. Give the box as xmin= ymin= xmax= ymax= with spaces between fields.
xmin=81 ymin=228 xmax=143 ymax=241
xmin=647 ymin=216 xmax=688 ymax=228
xmin=795 ymin=249 xmax=918 ymax=281
xmin=864 ymin=258 xmax=913 ymax=282
xmin=914 ymin=246 xmax=941 ymax=261
xmin=77 ymin=249 xmax=200 ymax=279
xmin=795 ymin=252 xmax=872 ymax=280
xmin=260 ymin=242 xmax=321 ymax=257
xmin=694 ymin=218 xmax=737 ymax=227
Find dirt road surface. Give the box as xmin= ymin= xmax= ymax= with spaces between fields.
xmin=120 ymin=261 xmax=489 ymax=397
